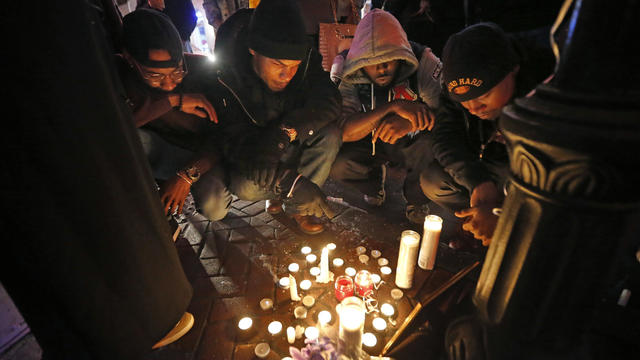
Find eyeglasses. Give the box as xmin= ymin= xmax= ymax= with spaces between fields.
xmin=133 ymin=59 xmax=188 ymax=85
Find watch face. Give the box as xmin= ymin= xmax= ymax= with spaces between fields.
xmin=186 ymin=166 xmax=200 ymax=181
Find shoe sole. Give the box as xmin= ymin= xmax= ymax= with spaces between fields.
xmin=152 ymin=312 xmax=194 ymax=349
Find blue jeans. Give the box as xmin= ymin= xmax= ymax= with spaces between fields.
xmin=138 ymin=129 xmax=232 ymax=221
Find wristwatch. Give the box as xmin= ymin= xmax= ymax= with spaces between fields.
xmin=280 ymin=124 xmax=298 ymax=142
xmin=181 ymin=165 xmax=201 ymax=183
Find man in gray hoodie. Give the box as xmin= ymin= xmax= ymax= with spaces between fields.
xmin=329 ymin=8 xmax=442 ymax=223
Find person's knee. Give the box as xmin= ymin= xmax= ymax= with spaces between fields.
xmin=329 ymin=155 xmax=350 ymax=181
xmin=191 ymin=174 xmax=232 ymax=221
xmin=419 ymin=163 xmax=444 ymax=200
xmin=308 ymin=124 xmax=343 ymax=156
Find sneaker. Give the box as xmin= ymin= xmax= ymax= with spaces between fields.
xmin=363 ymin=163 xmax=387 ymax=206
xmin=405 ymin=203 xmax=431 ymax=224
xmin=265 ymin=199 xmax=283 ymax=214
xmin=152 ymin=312 xmax=194 ymax=349
xmin=292 ymin=214 xmax=325 ymax=235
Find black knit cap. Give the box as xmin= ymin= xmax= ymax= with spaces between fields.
xmin=122 ymin=8 xmax=184 ymax=68
xmin=248 ymin=0 xmax=309 ymax=60
xmin=442 ymin=22 xmax=519 ymax=102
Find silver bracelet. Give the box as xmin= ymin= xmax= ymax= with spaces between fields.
xmin=286 ymin=174 xmax=304 ymax=198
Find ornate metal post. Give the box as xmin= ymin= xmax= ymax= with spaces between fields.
xmin=472 ymin=0 xmax=640 ymax=358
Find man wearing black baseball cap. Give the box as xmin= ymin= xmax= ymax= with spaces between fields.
xmin=420 ymin=22 xmax=554 ymax=247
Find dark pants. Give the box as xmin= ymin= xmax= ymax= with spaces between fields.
xmin=419 ymin=159 xmax=509 ymax=212
xmin=330 ymin=132 xmax=433 ymax=204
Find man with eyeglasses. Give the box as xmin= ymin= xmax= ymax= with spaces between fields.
xmin=117 ymin=8 xmax=232 ymax=222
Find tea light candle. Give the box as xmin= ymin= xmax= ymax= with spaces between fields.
xmin=333 ymin=258 xmax=344 ymax=267
xmin=288 ymin=263 xmax=300 ymax=272
xmin=255 ymin=342 xmax=270 ymax=358
xmin=418 ymin=215 xmax=443 ymax=270
xmin=345 ymin=267 xmax=356 ymax=276
xmin=371 ymin=250 xmax=381 ymax=258
xmin=302 ymin=295 xmax=315 ymax=308
xmin=372 ymin=317 xmax=387 ymax=331
xmin=380 ymin=303 xmax=395 ymax=317
xmin=390 ymin=288 xmax=404 ymax=300
xmin=327 ymin=243 xmax=337 ymax=250
xmin=289 ymin=274 xmax=301 ymax=301
xmin=301 ymin=246 xmax=312 ymax=255
xmin=310 ymin=266 xmax=321 ymax=276
xmin=354 ymin=270 xmax=373 ymax=297
xmin=362 ymin=332 xmax=377 ymax=347
xmin=380 ymin=266 xmax=392 ymax=275
xmin=299 ymin=279 xmax=312 ymax=290
xmin=358 ymin=254 xmax=369 ymax=264
xmin=318 ymin=247 xmax=330 ymax=283
xmin=356 ymin=246 xmax=366 ymax=255
xmin=377 ymin=258 xmax=389 ymax=266
xmin=395 ymin=230 xmax=420 ymax=288
xmin=287 ymin=326 xmax=296 ymax=344
xmin=279 ymin=276 xmax=290 ymax=289
xmin=294 ymin=306 xmax=307 ymax=319
xmin=305 ymin=326 xmax=319 ymax=341
xmin=306 ymin=254 xmax=317 ymax=264
xmin=259 ymin=298 xmax=273 ymax=311
xmin=371 ymin=274 xmax=381 ymax=284
xmin=268 ymin=321 xmax=283 ymax=335
xmin=238 ymin=317 xmax=253 ymax=330
xmin=318 ymin=310 xmax=332 ymax=325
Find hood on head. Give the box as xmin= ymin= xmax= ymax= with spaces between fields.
xmin=341 ymin=9 xmax=418 ymax=85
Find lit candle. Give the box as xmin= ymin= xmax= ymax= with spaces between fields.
xmin=338 ymin=297 xmax=365 ymax=358
xmin=354 ymin=270 xmax=373 ymax=297
xmin=305 ymin=326 xmax=319 ymax=341
xmin=254 ymin=342 xmax=270 ymax=358
xmin=317 ymin=247 xmax=330 ymax=283
xmin=301 ymin=246 xmax=312 ymax=255
xmin=395 ymin=230 xmax=420 ymax=289
xmin=306 ymin=254 xmax=317 ymax=264
xmin=287 ymin=326 xmax=296 ymax=344
xmin=356 ymin=246 xmax=366 ymax=255
xmin=345 ymin=267 xmax=356 ymax=276
xmin=372 ymin=317 xmax=387 ymax=331
xmin=362 ymin=332 xmax=377 ymax=347
xmin=358 ymin=254 xmax=369 ymax=264
xmin=300 ymin=279 xmax=312 ymax=290
xmin=310 ymin=266 xmax=321 ymax=276
xmin=259 ymin=298 xmax=273 ymax=311
xmin=371 ymin=274 xmax=381 ymax=284
xmin=268 ymin=321 xmax=282 ymax=335
xmin=377 ymin=257 xmax=389 ymax=266
xmin=302 ymin=295 xmax=315 ymax=308
xmin=327 ymin=243 xmax=337 ymax=250
xmin=333 ymin=258 xmax=344 ymax=267
xmin=380 ymin=303 xmax=395 ymax=317
xmin=289 ymin=274 xmax=301 ymax=301
xmin=318 ymin=310 xmax=332 ymax=325
xmin=371 ymin=250 xmax=381 ymax=258
xmin=288 ymin=263 xmax=300 ymax=273
xmin=238 ymin=317 xmax=252 ymax=330
xmin=279 ymin=276 xmax=290 ymax=289
xmin=380 ymin=266 xmax=392 ymax=275
xmin=418 ymin=215 xmax=443 ymax=270
xmin=295 ymin=325 xmax=305 ymax=338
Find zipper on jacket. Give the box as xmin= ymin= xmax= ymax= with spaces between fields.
xmin=217 ymin=77 xmax=258 ymax=125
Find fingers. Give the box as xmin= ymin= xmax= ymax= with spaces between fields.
xmin=202 ymin=98 xmax=218 ymax=123
xmin=318 ymin=198 xmax=336 ymax=219
xmin=372 ymin=126 xmax=383 ymax=144
xmin=455 ymin=207 xmax=476 ymax=218
xmin=426 ymin=110 xmax=435 ymax=131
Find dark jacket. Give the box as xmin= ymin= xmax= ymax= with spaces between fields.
xmin=206 ymin=9 xmax=342 ymax=165
xmin=431 ymin=30 xmax=554 ymax=193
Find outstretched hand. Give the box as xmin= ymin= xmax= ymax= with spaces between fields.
xmin=391 ymin=100 xmax=435 ymax=132
xmin=179 ymin=93 xmax=218 ymax=123
xmin=159 ymin=175 xmax=192 ymax=215
xmin=373 ymin=115 xmax=413 ymax=144
xmin=289 ymin=176 xmax=336 ymax=219
xmin=454 ymin=206 xmax=497 ymax=246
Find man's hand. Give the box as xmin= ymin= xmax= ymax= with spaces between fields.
xmin=159 ymin=175 xmax=192 ymax=215
xmin=288 ymin=177 xmax=336 ymax=219
xmin=455 ymin=206 xmax=497 ymax=246
xmin=245 ymin=127 xmax=290 ymax=189
xmin=176 ymin=93 xmax=218 ymax=123
xmin=373 ymin=115 xmax=413 ymax=144
xmin=391 ymin=100 xmax=435 ymax=132
xmin=470 ymin=181 xmax=502 ymax=208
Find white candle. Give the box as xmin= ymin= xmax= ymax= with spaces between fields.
xmin=299 ymin=279 xmax=312 ymax=290
xmin=288 ymin=263 xmax=300 ymax=273
xmin=305 ymin=326 xmax=319 ymax=341
xmin=380 ymin=303 xmax=395 ymax=316
xmin=380 ymin=266 xmax=392 ymax=275
xmin=279 ymin=276 xmax=290 ymax=289
xmin=255 ymin=342 xmax=270 ymax=358
xmin=268 ymin=321 xmax=283 ymax=335
xmin=362 ymin=332 xmax=377 ymax=347
xmin=238 ymin=317 xmax=252 ymax=330
xmin=418 ymin=215 xmax=443 ymax=270
xmin=301 ymin=246 xmax=312 ymax=255
xmin=377 ymin=257 xmax=389 ymax=266
xmin=310 ymin=266 xmax=321 ymax=276
xmin=338 ymin=297 xmax=365 ymax=357
xmin=356 ymin=246 xmax=366 ymax=255
xmin=287 ymin=326 xmax=296 ymax=344
xmin=318 ymin=310 xmax=332 ymax=325
xmin=372 ymin=317 xmax=387 ymax=331
xmin=302 ymin=295 xmax=315 ymax=308
xmin=345 ymin=267 xmax=356 ymax=276
xmin=333 ymin=258 xmax=344 ymax=267
xmin=327 ymin=243 xmax=337 ymax=250
xmin=395 ymin=230 xmax=420 ymax=289
xmin=371 ymin=250 xmax=381 ymax=258
xmin=306 ymin=254 xmax=317 ymax=264
xmin=259 ymin=298 xmax=273 ymax=311
xmin=317 ymin=247 xmax=330 ymax=283
xmin=289 ymin=274 xmax=301 ymax=301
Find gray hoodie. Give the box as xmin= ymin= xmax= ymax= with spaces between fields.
xmin=337 ymin=9 xmax=442 ymax=122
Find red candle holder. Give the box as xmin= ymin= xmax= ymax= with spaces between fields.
xmin=354 ymin=270 xmax=373 ymax=297
xmin=335 ymin=275 xmax=354 ymax=302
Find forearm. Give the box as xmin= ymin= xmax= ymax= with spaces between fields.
xmin=133 ymin=95 xmax=176 ymax=128
xmin=342 ymin=102 xmax=395 ymax=142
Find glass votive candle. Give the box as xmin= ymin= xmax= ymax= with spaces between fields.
xmin=238 ymin=317 xmax=253 ymax=330
xmin=306 ymin=254 xmax=317 ymax=264
xmin=380 ymin=303 xmax=395 ymax=317
xmin=362 ymin=332 xmax=377 ymax=347
xmin=345 ymin=267 xmax=356 ymax=276
xmin=268 ymin=321 xmax=283 ymax=335
xmin=288 ymin=263 xmax=300 ymax=272
xmin=327 ymin=243 xmax=337 ymax=250
xmin=372 ymin=317 xmax=387 ymax=331
xmin=354 ymin=270 xmax=374 ymax=297
xmin=301 ymin=246 xmax=312 ymax=255
xmin=335 ymin=275 xmax=355 ymax=301
xmin=299 ymin=279 xmax=312 ymax=290
xmin=310 ymin=266 xmax=321 ymax=276
xmin=333 ymin=258 xmax=344 ymax=267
